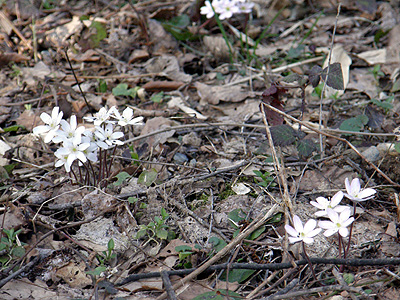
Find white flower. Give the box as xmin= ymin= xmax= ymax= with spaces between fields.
xmin=310 ymin=191 xmax=349 ymax=217
xmin=81 ymin=136 xmax=98 ymax=163
xmin=218 ymin=0 xmax=240 ymax=20
xmin=54 ymin=140 xmax=90 ymax=172
xmin=95 ymin=124 xmax=124 ymax=147
xmin=200 ymin=0 xmax=215 ymax=18
xmin=53 ymin=115 xmax=85 ymax=144
xmin=33 ymin=106 xmax=63 ymax=143
xmin=84 ymin=107 xmax=115 ymax=126
xmin=236 ymin=1 xmax=254 ymax=13
xmin=318 ymin=208 xmax=354 ymax=237
xmin=113 ymin=107 xmax=144 ymax=127
xmin=284 ymin=215 xmax=321 ymax=244
xmin=344 ymin=178 xmax=376 ymax=202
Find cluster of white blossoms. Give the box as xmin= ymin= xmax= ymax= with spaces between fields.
xmin=33 ymin=106 xmax=143 ymax=173
xmin=285 ymin=178 xmax=377 ymax=245
xmin=200 ymin=0 xmax=254 ymax=20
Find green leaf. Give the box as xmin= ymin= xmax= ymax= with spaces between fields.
xmin=296 ymin=139 xmax=316 ymax=158
xmin=112 ymin=83 xmax=132 ymax=96
xmin=395 ymin=142 xmax=400 ymax=154
xmin=192 ymin=290 xmax=242 ymax=300
xmin=391 ymin=78 xmax=400 ymax=92
xmin=136 ymin=229 xmax=147 ymax=239
xmin=161 ymin=15 xmax=196 ymax=41
xmin=150 ymin=92 xmax=164 ymax=103
xmin=222 ymin=269 xmax=256 ymax=283
xmin=161 ymin=207 xmax=169 ymax=219
xmin=227 ymin=209 xmax=246 ymax=228
xmin=343 ymin=273 xmax=355 ymax=284
xmin=89 ymin=21 xmax=107 ymax=48
xmin=209 ymin=237 xmax=227 ymax=253
xmin=371 ymin=98 xmax=393 ymax=110
xmin=156 ymin=229 xmax=168 ymax=240
xmin=248 ymin=226 xmax=265 ymax=240
xmin=128 ymin=197 xmax=138 ymax=204
xmin=86 ymin=266 xmax=107 ymax=276
xmin=339 ymin=114 xmax=369 ymax=133
xmin=97 ymin=79 xmax=107 ymax=93
xmin=113 ymin=172 xmax=131 ymax=186
xmin=175 ymin=245 xmax=192 ymax=253
xmin=1 ymin=124 xmax=25 ymax=133
xmin=321 ymin=62 xmax=344 ymax=90
xmin=11 ymin=246 xmax=25 ymax=258
xmin=107 ymin=239 xmax=115 ymax=251
xmin=268 ymin=212 xmax=282 ymax=223
xmin=270 ymin=125 xmax=297 ymax=146
xmin=138 ymin=169 xmax=158 ymax=186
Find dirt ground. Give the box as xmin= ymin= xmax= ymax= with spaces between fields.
xmin=1 ymin=0 xmax=400 ymax=299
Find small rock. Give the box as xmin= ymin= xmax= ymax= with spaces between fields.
xmin=361 ymin=146 xmax=380 ymax=162
xmin=173 ymin=153 xmax=188 ymax=164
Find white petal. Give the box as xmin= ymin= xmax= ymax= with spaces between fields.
xmin=331 ymin=191 xmax=343 ymax=207
xmin=358 ymin=188 xmax=376 ymax=199
xmin=285 ymin=225 xmax=299 ymax=238
xmin=40 ymin=112 xmax=52 ymax=124
xmin=292 ymin=215 xmax=303 ymax=233
xmin=33 ymin=125 xmax=49 ymax=135
xmin=315 ymin=210 xmax=327 ymax=217
xmin=351 ymin=178 xmax=361 ymax=195
xmin=323 ymin=229 xmax=337 ymax=237
xmin=288 ymin=237 xmax=302 ymax=244
xmin=345 ymin=178 xmax=351 ymax=194
xmin=326 ymin=208 xmax=339 ymax=223
xmin=303 ymin=219 xmax=317 ymax=234
xmin=339 ymin=227 xmax=349 ymax=237
xmin=307 ymin=228 xmax=322 ymax=238
xmin=303 ymin=237 xmax=315 ymax=244
xmin=318 ymin=220 xmax=335 ymax=230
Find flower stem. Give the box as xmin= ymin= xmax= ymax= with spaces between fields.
xmin=344 ymin=201 xmax=357 ymax=258
xmin=302 ymin=241 xmax=318 ymax=283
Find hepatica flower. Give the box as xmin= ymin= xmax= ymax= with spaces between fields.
xmin=344 ymin=178 xmax=376 ymax=201
xmin=33 ymin=106 xmax=63 ymax=143
xmin=285 ymin=215 xmax=321 ymax=244
xmin=112 ymin=107 xmax=144 ymax=127
xmin=319 ymin=208 xmax=354 ymax=237
xmin=310 ymin=191 xmax=349 ymax=217
xmin=55 ymin=140 xmax=90 ymax=172
xmin=95 ymin=124 xmax=124 ymax=147
xmin=53 ymin=115 xmax=85 ymax=144
xmin=200 ymin=0 xmax=253 ymax=20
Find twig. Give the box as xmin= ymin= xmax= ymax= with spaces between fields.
xmin=319 ymin=3 xmax=341 ymax=157
xmin=160 ymin=271 xmax=178 ymax=300
xmin=260 ymin=102 xmax=398 ymax=186
xmin=155 ymin=204 xmax=279 ymax=300
xmin=0 ymin=256 xmax=40 ymax=288
xmin=117 ymin=257 xmax=400 ymax=286
xmin=261 ymin=284 xmax=371 ymax=300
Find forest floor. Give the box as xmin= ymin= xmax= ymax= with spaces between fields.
xmin=1 ymin=0 xmax=400 ymax=299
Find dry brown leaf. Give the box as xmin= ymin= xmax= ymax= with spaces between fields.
xmin=142 ymin=80 xmax=184 ymax=92
xmin=0 ymin=52 xmax=29 ymax=68
xmin=56 ymin=261 xmax=92 ymax=288
xmin=145 ymin=55 xmax=192 ymax=83
xmin=195 ymin=82 xmax=249 ymax=105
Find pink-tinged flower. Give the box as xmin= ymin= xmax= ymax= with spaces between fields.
xmin=310 ymin=191 xmax=349 ymax=217
xmin=318 ymin=208 xmax=354 ymax=237
xmin=33 ymin=106 xmax=63 ymax=143
xmin=344 ymin=178 xmax=376 ymax=201
xmin=285 ymin=215 xmax=321 ymax=244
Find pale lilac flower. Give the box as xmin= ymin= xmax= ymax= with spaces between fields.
xmin=285 ymin=215 xmax=321 ymax=244
xmin=33 ymin=106 xmax=63 ymax=143
xmin=200 ymin=0 xmax=215 ymax=18
xmin=95 ymin=124 xmax=124 ymax=147
xmin=310 ymin=191 xmax=349 ymax=217
xmin=53 ymin=115 xmax=85 ymax=144
xmin=319 ymin=208 xmax=354 ymax=237
xmin=344 ymin=178 xmax=376 ymax=202
xmin=112 ymin=107 xmax=144 ymax=127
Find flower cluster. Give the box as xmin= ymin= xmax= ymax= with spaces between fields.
xmin=200 ymin=0 xmax=254 ymax=20
xmin=33 ymin=106 xmax=143 ymax=176
xmin=286 ymin=177 xmax=376 ymax=245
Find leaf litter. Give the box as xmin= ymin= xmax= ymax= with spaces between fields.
xmin=0 ymin=1 xmax=400 ymax=299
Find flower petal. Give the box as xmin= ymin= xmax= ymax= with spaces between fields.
xmin=284 ymin=225 xmax=298 ymax=238
xmin=331 ymin=191 xmax=343 ymax=207
xmin=358 ymin=188 xmax=376 ymax=199
xmin=351 ymin=178 xmax=361 ymax=195
xmin=303 ymin=219 xmax=317 ymax=234
xmin=318 ymin=220 xmax=335 ymax=230
xmin=339 ymin=227 xmax=349 ymax=237
xmin=292 ymin=215 xmax=303 ymax=233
